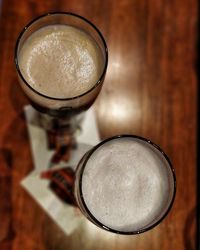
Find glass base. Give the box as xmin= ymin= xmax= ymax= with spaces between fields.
xmin=23 ymin=105 xmax=100 ymax=170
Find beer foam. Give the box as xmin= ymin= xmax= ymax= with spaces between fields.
xmin=18 ymin=25 xmax=104 ymax=98
xmin=81 ymin=137 xmax=174 ymax=232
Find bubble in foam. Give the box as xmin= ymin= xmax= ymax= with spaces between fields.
xmin=81 ymin=137 xmax=175 ymax=232
xmin=18 ymin=25 xmax=104 ymax=98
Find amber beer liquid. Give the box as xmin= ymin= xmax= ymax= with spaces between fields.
xmin=16 ymin=16 xmax=106 ymax=118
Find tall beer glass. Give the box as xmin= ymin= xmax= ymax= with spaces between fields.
xmin=14 ymin=12 xmax=108 ymax=164
xmin=15 ymin=12 xmax=108 ymax=118
xmin=44 ymin=135 xmax=176 ymax=235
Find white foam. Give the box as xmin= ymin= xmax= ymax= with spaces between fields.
xmin=18 ymin=25 xmax=104 ymax=98
xmin=81 ymin=137 xmax=174 ymax=232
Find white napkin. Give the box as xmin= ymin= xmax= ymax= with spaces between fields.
xmin=21 ymin=105 xmax=100 ymax=235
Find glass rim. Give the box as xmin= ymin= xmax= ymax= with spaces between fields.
xmin=78 ymin=134 xmax=176 ymax=235
xmin=14 ymin=12 xmax=108 ymax=101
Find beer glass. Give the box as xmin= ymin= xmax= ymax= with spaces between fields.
xmin=42 ymin=135 xmax=176 ymax=235
xmin=14 ymin=12 xmax=108 ymax=164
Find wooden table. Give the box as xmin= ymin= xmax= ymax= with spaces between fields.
xmin=0 ymin=0 xmax=197 ymax=249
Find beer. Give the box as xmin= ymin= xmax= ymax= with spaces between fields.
xmin=75 ymin=135 xmax=176 ymax=234
xmin=15 ymin=13 xmax=107 ymax=117
xmin=18 ymin=25 xmax=104 ymax=98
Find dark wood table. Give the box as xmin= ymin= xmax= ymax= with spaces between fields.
xmin=0 ymin=0 xmax=197 ymax=249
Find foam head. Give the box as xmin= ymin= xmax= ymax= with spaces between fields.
xmin=15 ymin=13 xmax=108 ymax=113
xmin=80 ymin=136 xmax=176 ymax=233
xmin=18 ymin=25 xmax=104 ymax=98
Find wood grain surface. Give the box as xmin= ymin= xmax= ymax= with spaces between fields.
xmin=0 ymin=0 xmax=198 ymax=249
